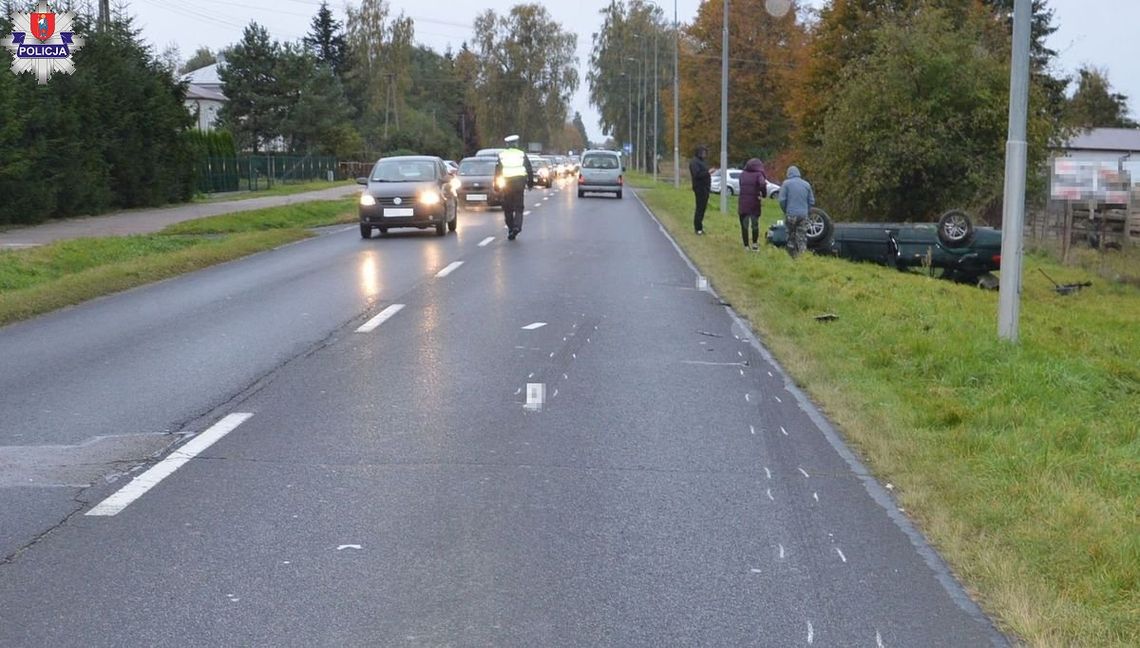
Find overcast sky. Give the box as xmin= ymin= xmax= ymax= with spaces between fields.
xmin=126 ymin=0 xmax=1140 ymax=141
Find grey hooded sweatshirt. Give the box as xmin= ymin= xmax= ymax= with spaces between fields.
xmin=778 ymin=166 xmax=815 ymax=217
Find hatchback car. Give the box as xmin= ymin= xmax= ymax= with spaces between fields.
xmin=577 ymin=150 xmax=624 ymax=198
xmin=357 ymin=155 xmax=457 ymax=238
xmin=766 ymin=209 xmax=1001 ymax=285
xmin=455 ymin=156 xmax=504 ymax=208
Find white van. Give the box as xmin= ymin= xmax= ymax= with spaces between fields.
xmin=577 ymin=150 xmax=624 ymax=199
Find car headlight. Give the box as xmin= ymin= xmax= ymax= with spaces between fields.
xmin=359 ymin=194 xmax=376 ymax=207
xmin=494 ymin=176 xmax=505 ymax=189
xmin=419 ymin=190 xmax=441 ymax=205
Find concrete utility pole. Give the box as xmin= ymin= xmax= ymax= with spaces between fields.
xmin=653 ymin=23 xmax=659 ymax=182
xmin=719 ymin=0 xmax=729 ymax=214
xmin=998 ymin=0 xmax=1031 ymax=342
xmin=673 ymin=0 xmax=680 ymax=188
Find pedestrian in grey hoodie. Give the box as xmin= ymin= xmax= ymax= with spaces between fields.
xmin=778 ymin=165 xmax=815 ymax=258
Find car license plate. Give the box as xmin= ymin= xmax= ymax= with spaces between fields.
xmin=467 ymin=194 xmax=487 ymax=201
xmin=383 ymin=208 xmax=414 ymax=217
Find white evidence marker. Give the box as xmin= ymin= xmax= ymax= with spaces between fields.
xmin=745 ymin=393 xmax=751 ymax=403
xmin=750 ymin=568 xmax=763 ymax=574
xmin=836 ymin=548 xmax=847 ymax=563
xmin=549 ymin=352 xmax=555 ymax=358
xmin=337 ymin=544 xmax=362 ymax=551
xmin=764 ymin=466 xmax=771 ymax=479
xmin=778 ymin=544 xmax=785 ymax=559
xmin=435 ymin=261 xmax=463 ymax=278
xmin=780 ymin=426 xmax=789 ymax=436
xmin=798 ymin=467 xmax=810 ymax=478
xmin=767 ymin=371 xmax=773 ymax=377
xmin=478 ymin=236 xmax=494 ymax=247
xmin=553 ymin=389 xmax=559 ymax=397
xmin=738 ymin=351 xmax=743 ymax=357
xmin=739 ymin=368 xmax=745 ymax=376
xmin=774 ymin=395 xmax=783 ymax=403
xmin=355 ymin=304 xmax=405 ymax=333
xmin=522 ymin=322 xmax=547 ymax=330
xmin=514 ymin=388 xmax=522 ymax=395
xmin=876 ymin=631 xmax=885 ymax=648
xmin=750 ymin=425 xmax=756 ymax=435
xmin=528 ymin=372 xmax=535 ymax=378
xmin=524 ymin=210 xmax=532 ymax=216
xmin=525 ymin=383 xmax=546 ymax=411
xmin=766 ymin=488 xmax=774 ymax=501
xmin=86 ymin=413 xmax=253 ymax=516
xmin=813 ymin=492 xmax=819 ymax=502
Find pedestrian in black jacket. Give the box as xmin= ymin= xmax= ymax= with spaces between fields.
xmin=689 ymin=146 xmax=711 ymax=234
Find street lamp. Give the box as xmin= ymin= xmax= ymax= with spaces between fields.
xmin=621 ymin=70 xmax=633 ymax=169
xmin=673 ymin=0 xmax=680 ymax=188
xmin=719 ymin=0 xmax=729 ymax=214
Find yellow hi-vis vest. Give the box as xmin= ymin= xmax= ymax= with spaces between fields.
xmin=500 ymin=148 xmax=528 ymax=178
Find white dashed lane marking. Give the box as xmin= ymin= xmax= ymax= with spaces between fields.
xmin=86 ymin=413 xmax=254 ymax=516
xmin=435 ymin=261 xmax=463 ymax=278
xmin=478 ymin=236 xmax=494 ymax=246
xmin=522 ymin=322 xmax=547 ymax=330
xmin=356 ymin=304 xmax=405 ymax=333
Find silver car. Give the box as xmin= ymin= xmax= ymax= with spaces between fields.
xmin=576 ymin=150 xmax=624 ymax=199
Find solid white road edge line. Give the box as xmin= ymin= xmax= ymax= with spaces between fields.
xmin=355 ymin=303 xmax=406 ymax=333
xmin=478 ymin=236 xmax=495 ymax=247
xmin=86 ymin=413 xmax=253 ymax=516
xmin=435 ymin=261 xmax=464 ymax=278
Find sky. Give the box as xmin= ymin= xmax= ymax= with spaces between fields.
xmin=121 ymin=0 xmax=1140 ymax=142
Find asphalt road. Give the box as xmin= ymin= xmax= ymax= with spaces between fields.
xmin=0 ymin=177 xmax=1007 ymax=646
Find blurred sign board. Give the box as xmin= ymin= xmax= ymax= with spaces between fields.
xmin=1051 ymin=158 xmax=1132 ymax=204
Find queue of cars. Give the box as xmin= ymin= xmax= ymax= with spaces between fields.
xmin=357 ymin=149 xmax=589 ymax=238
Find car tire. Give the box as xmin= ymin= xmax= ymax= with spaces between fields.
xmin=805 ymin=207 xmax=833 ymax=247
xmin=937 ymin=209 xmax=974 ymax=248
xmin=378 ymin=227 xmax=388 ymax=237
xmin=360 ymin=223 xmax=373 ymax=239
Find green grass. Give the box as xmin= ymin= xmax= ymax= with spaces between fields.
xmin=0 ymin=198 xmax=356 ymax=326
xmin=194 ymin=178 xmax=356 ymax=203
xmin=635 ymin=181 xmax=1139 ymax=647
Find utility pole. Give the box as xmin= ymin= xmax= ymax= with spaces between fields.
xmin=653 ymin=22 xmax=659 ymax=182
xmin=673 ymin=0 xmax=680 ymax=188
xmin=719 ymin=0 xmax=729 ymax=214
xmin=998 ymin=0 xmax=1031 ymax=342
xmin=98 ymin=0 xmax=110 ymax=29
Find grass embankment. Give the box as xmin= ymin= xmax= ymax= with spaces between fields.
xmin=193 ymin=178 xmax=356 ymax=203
xmin=0 ymin=199 xmax=356 ymax=326
xmin=633 ymin=177 xmax=1139 ymax=647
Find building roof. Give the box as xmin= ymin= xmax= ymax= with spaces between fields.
xmin=182 ymin=62 xmax=222 ymax=87
xmin=1064 ymin=127 xmax=1140 ymax=153
xmin=185 ymin=84 xmax=226 ymax=102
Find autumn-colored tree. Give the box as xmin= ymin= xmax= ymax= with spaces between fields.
xmin=1066 ymin=66 xmax=1138 ymax=129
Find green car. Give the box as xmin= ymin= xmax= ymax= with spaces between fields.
xmin=766 ymin=209 xmax=1002 ymax=286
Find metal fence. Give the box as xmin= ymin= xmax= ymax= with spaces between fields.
xmin=194 ymin=155 xmax=340 ymax=194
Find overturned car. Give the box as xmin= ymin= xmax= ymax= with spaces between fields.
xmin=766 ymin=209 xmax=1002 ymax=286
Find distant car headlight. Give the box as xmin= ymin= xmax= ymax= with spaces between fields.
xmin=419 ymin=190 xmax=441 ymax=205
xmin=359 ymin=194 xmax=376 ymax=207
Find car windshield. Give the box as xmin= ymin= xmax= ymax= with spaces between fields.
xmin=459 ymin=160 xmax=497 ymax=176
xmin=582 ymin=155 xmax=618 ymax=169
xmin=370 ymin=160 xmax=437 ymax=182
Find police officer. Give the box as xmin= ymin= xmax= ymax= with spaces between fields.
xmin=495 ymin=135 xmax=534 ymax=241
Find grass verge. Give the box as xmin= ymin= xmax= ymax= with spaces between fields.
xmin=634 ymin=179 xmax=1139 ymax=647
xmin=193 ymin=179 xmax=356 ymax=202
xmin=0 ymin=198 xmax=356 ymax=326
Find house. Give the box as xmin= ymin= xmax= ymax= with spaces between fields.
xmin=182 ymin=59 xmax=226 ymax=132
xmin=1049 ymin=127 xmax=1140 ymax=243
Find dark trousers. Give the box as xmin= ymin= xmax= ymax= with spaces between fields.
xmin=693 ymin=189 xmax=710 ymax=232
xmin=502 ymin=181 xmax=526 ymax=233
xmin=739 ymin=213 xmax=759 ymax=245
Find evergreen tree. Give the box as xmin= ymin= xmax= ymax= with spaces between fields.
xmin=303 ymin=1 xmax=347 ymax=77
xmin=181 ymin=46 xmax=216 ymax=74
xmin=1066 ymin=66 xmax=1138 ymax=129
xmin=218 ymin=22 xmax=282 ymax=153
xmin=572 ymin=112 xmax=590 ymax=149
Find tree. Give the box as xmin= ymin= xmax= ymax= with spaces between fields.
xmin=1066 ymin=66 xmax=1138 ymax=129
xmin=572 ymin=112 xmax=590 ymax=149
xmin=303 ymin=1 xmax=347 ymax=77
xmin=471 ymin=4 xmax=579 ymax=149
xmin=668 ymin=0 xmax=803 ymax=167
xmin=812 ymin=6 xmax=1050 ymax=222
xmin=180 ymin=46 xmax=216 ymax=74
xmin=218 ymin=22 xmax=282 ymax=152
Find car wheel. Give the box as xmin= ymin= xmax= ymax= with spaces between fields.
xmin=805 ymin=207 xmax=833 ymax=246
xmin=937 ymin=209 xmax=974 ymax=248
xmin=360 ymin=223 xmax=373 ymax=239
xmin=378 ymin=227 xmax=388 ymax=237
